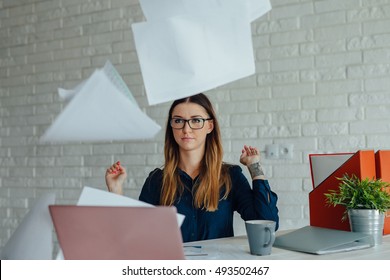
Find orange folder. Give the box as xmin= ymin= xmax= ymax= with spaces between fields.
xmin=309 ymin=150 xmax=376 ymax=232
xmin=375 ymin=150 xmax=390 ymax=235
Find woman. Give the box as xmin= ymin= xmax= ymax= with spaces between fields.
xmin=105 ymin=93 xmax=279 ymax=242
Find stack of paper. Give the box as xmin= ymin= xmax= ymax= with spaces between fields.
xmin=40 ymin=61 xmax=161 ymax=143
xmin=133 ymin=0 xmax=272 ymax=105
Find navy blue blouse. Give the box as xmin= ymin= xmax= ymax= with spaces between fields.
xmin=139 ymin=164 xmax=279 ymax=242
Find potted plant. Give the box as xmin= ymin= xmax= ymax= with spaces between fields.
xmin=325 ymin=174 xmax=390 ymax=245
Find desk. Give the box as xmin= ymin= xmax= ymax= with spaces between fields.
xmin=185 ymin=231 xmax=390 ymax=260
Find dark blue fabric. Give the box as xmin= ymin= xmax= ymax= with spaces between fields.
xmin=139 ymin=164 xmax=279 ymax=242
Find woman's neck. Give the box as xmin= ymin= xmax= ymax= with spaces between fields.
xmin=179 ymin=150 xmax=204 ymax=179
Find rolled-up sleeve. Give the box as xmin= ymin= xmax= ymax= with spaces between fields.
xmin=231 ymin=165 xmax=279 ymax=230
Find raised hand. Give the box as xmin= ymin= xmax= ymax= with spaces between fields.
xmin=240 ymin=145 xmax=261 ymax=166
xmin=239 ymin=145 xmax=265 ymax=180
xmin=105 ymin=161 xmax=127 ymax=195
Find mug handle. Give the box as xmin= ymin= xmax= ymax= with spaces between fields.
xmin=263 ymin=227 xmax=276 ymax=248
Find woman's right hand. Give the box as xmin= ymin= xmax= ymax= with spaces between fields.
xmin=105 ymin=161 xmax=127 ymax=195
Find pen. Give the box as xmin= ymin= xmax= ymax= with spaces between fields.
xmin=183 ymin=245 xmax=202 ymax=249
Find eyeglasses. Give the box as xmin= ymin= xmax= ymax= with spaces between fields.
xmin=170 ymin=118 xmax=212 ymax=130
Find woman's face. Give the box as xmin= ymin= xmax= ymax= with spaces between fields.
xmin=170 ymin=102 xmax=214 ymax=154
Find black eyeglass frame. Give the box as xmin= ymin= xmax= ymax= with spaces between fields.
xmin=170 ymin=118 xmax=213 ymax=130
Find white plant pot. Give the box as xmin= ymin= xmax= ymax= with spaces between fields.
xmin=348 ymin=209 xmax=385 ymax=246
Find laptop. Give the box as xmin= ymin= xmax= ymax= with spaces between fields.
xmin=49 ymin=205 xmax=185 ymax=260
xmin=273 ymin=226 xmax=374 ymax=255
xmin=1 ymin=193 xmax=55 ymax=260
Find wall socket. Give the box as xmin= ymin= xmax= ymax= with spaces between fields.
xmin=265 ymin=144 xmax=294 ymax=159
xmin=279 ymin=144 xmax=294 ymax=159
xmin=265 ymin=144 xmax=279 ymax=159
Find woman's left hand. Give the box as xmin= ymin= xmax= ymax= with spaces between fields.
xmin=239 ymin=145 xmax=261 ymax=166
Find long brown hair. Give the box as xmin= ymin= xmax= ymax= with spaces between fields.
xmin=161 ymin=93 xmax=231 ymax=211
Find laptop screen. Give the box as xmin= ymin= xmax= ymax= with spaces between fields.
xmin=49 ymin=205 xmax=185 ymax=260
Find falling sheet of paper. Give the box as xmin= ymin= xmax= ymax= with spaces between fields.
xmin=1 ymin=193 xmax=55 ymax=260
xmin=139 ymin=0 xmax=271 ymax=22
xmin=40 ymin=61 xmax=160 ymax=143
xmin=132 ymin=12 xmax=255 ymax=105
xmin=246 ymin=0 xmax=272 ymax=22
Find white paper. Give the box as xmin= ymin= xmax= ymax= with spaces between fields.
xmin=40 ymin=61 xmax=160 ymax=143
xmin=139 ymin=0 xmax=271 ymax=22
xmin=132 ymin=13 xmax=255 ymax=105
xmin=58 ymin=80 xmax=87 ymax=101
xmin=246 ymin=0 xmax=272 ymax=22
xmin=78 ymin=186 xmax=185 ymax=226
xmin=309 ymin=153 xmax=354 ymax=188
xmin=133 ymin=0 xmax=272 ymax=105
xmin=1 ymin=193 xmax=55 ymax=260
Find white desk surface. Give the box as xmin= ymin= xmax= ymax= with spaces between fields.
xmin=184 ymin=230 xmax=390 ymax=260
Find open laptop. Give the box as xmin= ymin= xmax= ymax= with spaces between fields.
xmin=49 ymin=205 xmax=185 ymax=260
xmin=273 ymin=226 xmax=374 ymax=255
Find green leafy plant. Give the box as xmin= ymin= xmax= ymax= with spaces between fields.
xmin=325 ymin=174 xmax=390 ymax=221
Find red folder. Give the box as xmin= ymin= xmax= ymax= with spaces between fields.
xmin=375 ymin=150 xmax=390 ymax=235
xmin=309 ymin=150 xmax=376 ymax=231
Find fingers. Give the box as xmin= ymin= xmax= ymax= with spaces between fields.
xmin=243 ymin=145 xmax=259 ymax=156
xmin=106 ymin=161 xmax=123 ymax=175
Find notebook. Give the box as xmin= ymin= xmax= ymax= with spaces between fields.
xmin=273 ymin=226 xmax=374 ymax=255
xmin=49 ymin=205 xmax=185 ymax=260
xmin=1 ymin=193 xmax=55 ymax=260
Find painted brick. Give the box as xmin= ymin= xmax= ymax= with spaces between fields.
xmin=272 ymin=110 xmax=315 ymax=125
xmin=317 ymin=108 xmax=364 ymax=122
xmin=303 ymin=122 xmax=349 ymax=136
xmin=255 ymin=18 xmax=299 ymax=34
xmin=364 ymin=48 xmax=390 ymax=63
xmin=315 ymin=52 xmax=362 ymax=68
xmin=258 ymin=124 xmax=301 ymax=138
xmin=270 ymin=30 xmax=313 ymax=45
xmin=272 ymin=56 xmax=313 ymax=71
xmin=272 ymin=83 xmax=315 ymax=98
xmin=271 ymin=2 xmax=314 ymax=20
xmin=347 ymin=64 xmax=390 ymax=78
xmin=363 ymin=18 xmax=390 ymax=35
xmin=350 ymin=120 xmax=390 ymax=134
xmin=301 ymin=67 xmax=346 ymax=82
xmin=257 ymin=71 xmax=299 ymax=85
xmin=316 ymin=80 xmax=363 ymax=95
xmin=260 ymin=97 xmax=300 ymax=111
xmin=367 ymin=135 xmax=390 ymax=149
xmin=314 ymin=0 xmax=358 ymax=13
xmin=318 ymin=135 xmax=366 ymax=151
xmin=231 ymin=113 xmax=269 ymax=127
xmin=302 ymin=10 xmax=346 ymax=29
xmin=350 ymin=92 xmax=390 ymax=106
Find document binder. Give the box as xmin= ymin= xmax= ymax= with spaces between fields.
xmin=309 ymin=150 xmax=376 ymax=231
xmin=309 ymin=149 xmax=390 ymax=235
xmin=274 ymin=226 xmax=373 ymax=255
xmin=309 ymin=152 xmax=353 ymax=188
xmin=375 ymin=150 xmax=390 ymax=235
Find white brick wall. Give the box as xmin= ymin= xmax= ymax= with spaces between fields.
xmin=1 ymin=0 xmax=390 ymax=247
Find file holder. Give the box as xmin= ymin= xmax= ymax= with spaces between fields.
xmin=309 ymin=150 xmax=376 ymax=231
